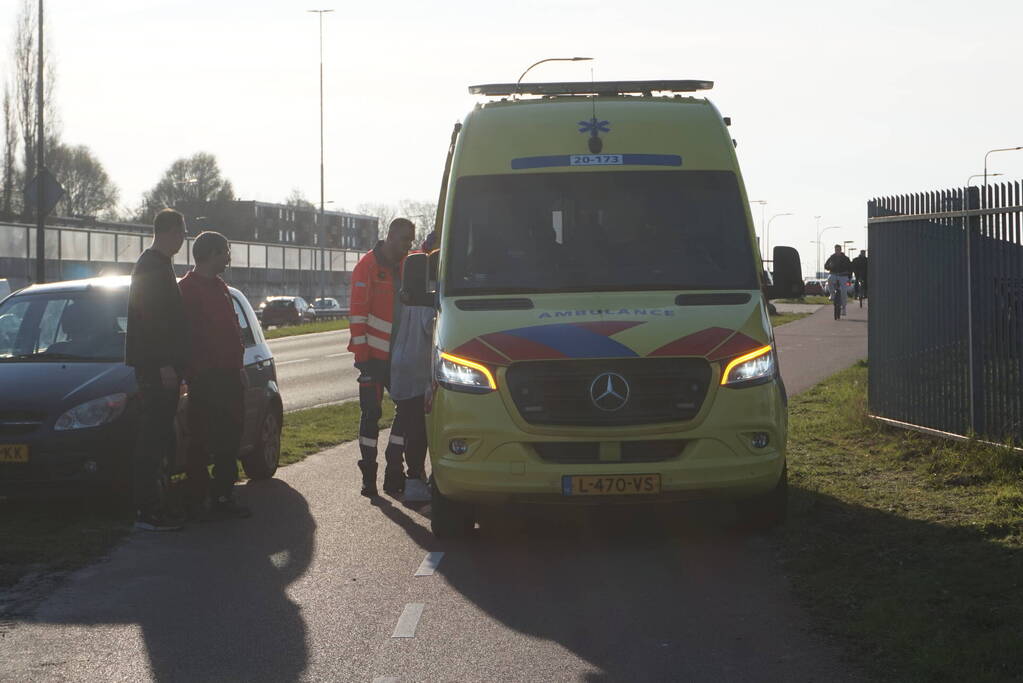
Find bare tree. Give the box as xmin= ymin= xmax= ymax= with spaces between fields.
xmin=140 ymin=152 xmax=235 ymax=220
xmin=358 ymin=199 xmax=437 ymax=243
xmin=47 ymin=141 xmax=119 ymax=216
xmin=1 ymin=83 xmax=17 ymax=216
xmin=12 ymin=0 xmax=58 ymax=216
xmin=398 ymin=199 xmax=438 ymax=243
xmin=285 ymin=188 xmax=315 ymax=209
xmin=357 ymin=201 xmax=398 ymax=241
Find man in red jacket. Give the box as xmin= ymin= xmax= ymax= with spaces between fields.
xmin=348 ymin=218 xmax=415 ymax=497
xmin=179 ymin=231 xmax=251 ymax=520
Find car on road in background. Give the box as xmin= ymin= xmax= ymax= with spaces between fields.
xmin=259 ymin=295 xmax=315 ymax=328
xmin=0 ymin=276 xmax=283 ymax=499
xmin=311 ymin=297 xmax=345 ymax=320
xmin=803 ymin=279 xmax=826 ymax=296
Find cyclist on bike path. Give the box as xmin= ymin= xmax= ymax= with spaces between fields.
xmin=851 ymin=250 xmax=868 ymax=298
xmin=825 ymin=244 xmax=853 ymax=317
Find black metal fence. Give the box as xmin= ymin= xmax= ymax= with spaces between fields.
xmin=867 ymin=180 xmax=1022 ymax=444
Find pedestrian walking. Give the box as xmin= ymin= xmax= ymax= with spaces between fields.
xmin=179 ymin=231 xmax=251 ymax=520
xmin=348 ymin=218 xmax=415 ymax=497
xmin=387 ymin=231 xmax=437 ymax=503
xmin=125 ymin=209 xmax=189 ymax=531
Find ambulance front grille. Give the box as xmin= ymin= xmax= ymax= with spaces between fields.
xmin=506 ymin=358 xmax=711 ymax=426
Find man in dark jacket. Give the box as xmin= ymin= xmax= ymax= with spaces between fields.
xmin=125 ymin=209 xmax=189 ymax=531
xmin=824 ymin=244 xmax=853 ymax=317
xmin=179 ymin=231 xmax=251 ymax=520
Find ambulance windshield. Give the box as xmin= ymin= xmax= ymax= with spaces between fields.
xmin=446 ymin=170 xmax=758 ymax=295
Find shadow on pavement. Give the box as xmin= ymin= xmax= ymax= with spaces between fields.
xmin=33 ymin=478 xmax=315 ymax=683
xmin=432 ymin=502 xmax=864 ymax=682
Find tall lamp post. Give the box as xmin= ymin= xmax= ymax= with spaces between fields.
xmin=816 ymin=225 xmax=840 ymax=276
xmin=309 ymin=8 xmax=333 ymax=299
xmin=983 ymin=145 xmax=1022 ymax=205
xmin=765 ymin=212 xmax=792 ymax=262
xmin=516 ymin=56 xmax=592 ymax=92
xmin=967 ymin=172 xmax=1002 ymax=186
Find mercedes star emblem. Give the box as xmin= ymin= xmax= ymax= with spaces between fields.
xmin=590 ymin=372 xmax=630 ymax=412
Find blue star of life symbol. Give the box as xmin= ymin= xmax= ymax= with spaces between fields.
xmin=578 ymin=117 xmax=610 ymax=135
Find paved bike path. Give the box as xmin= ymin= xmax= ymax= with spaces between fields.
xmin=775 ymin=301 xmax=868 ymax=395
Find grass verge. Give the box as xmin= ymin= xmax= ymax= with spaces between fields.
xmin=770 ymin=312 xmax=811 ymax=327
xmin=776 ymin=295 xmax=831 ymax=305
xmin=783 ymin=361 xmax=1023 ymax=682
xmin=280 ymin=399 xmax=393 ymax=466
xmin=263 ymin=318 xmax=349 ymax=340
xmin=0 ymin=398 xmax=385 ymax=592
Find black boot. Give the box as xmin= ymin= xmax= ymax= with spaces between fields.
xmin=383 ymin=468 xmax=406 ymax=496
xmin=357 ymin=461 xmax=378 ymax=498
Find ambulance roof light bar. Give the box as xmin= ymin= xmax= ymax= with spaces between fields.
xmin=468 ymin=80 xmax=714 ymax=97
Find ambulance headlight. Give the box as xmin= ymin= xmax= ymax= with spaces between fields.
xmin=721 ymin=345 xmax=776 ymax=387
xmin=436 ymin=352 xmax=497 ymax=394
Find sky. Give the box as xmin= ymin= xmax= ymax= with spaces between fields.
xmin=2 ymin=0 xmax=1021 ymax=275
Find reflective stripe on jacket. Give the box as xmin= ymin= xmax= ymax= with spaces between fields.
xmin=347 ymin=243 xmax=401 ymax=363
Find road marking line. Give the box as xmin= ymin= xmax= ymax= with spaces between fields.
xmin=373 ymin=678 xmax=399 ymax=683
xmin=277 ymin=359 xmax=310 ymax=366
xmin=326 ymin=352 xmax=352 ymax=358
xmin=392 ymin=603 xmax=424 ymax=638
xmin=414 ymin=552 xmax=444 ymax=577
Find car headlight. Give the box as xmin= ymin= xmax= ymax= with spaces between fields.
xmin=436 ymin=351 xmax=496 ymax=394
xmin=721 ymin=345 xmax=776 ymax=387
xmin=54 ymin=393 xmax=128 ymax=431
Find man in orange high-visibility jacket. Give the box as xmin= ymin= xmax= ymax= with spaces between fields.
xmin=348 ymin=218 xmax=415 ymax=497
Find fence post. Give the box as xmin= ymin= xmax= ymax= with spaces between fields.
xmin=965 ymin=185 xmax=983 ymax=433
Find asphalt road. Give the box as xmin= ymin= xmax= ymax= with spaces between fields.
xmin=1 ymin=304 xmax=869 ymax=682
xmin=269 ymin=328 xmax=358 ymax=412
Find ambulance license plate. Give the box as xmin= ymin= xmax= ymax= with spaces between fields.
xmin=562 ymin=474 xmax=661 ymax=496
xmin=0 ymin=444 xmax=29 ymax=463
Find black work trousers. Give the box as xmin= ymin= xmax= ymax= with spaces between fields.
xmin=385 ymin=395 xmax=428 ymax=479
xmin=186 ymin=369 xmax=244 ymax=501
xmin=133 ymin=370 xmax=180 ymax=513
xmin=359 ymin=377 xmax=407 ymax=474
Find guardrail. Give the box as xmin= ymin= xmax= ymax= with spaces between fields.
xmin=0 ymin=221 xmax=367 ymax=307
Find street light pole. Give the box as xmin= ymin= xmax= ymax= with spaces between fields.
xmin=967 ymin=172 xmax=1002 ymax=187
xmin=309 ymin=8 xmax=333 ymax=299
xmin=516 ymin=57 xmax=593 ymax=94
xmin=34 ymin=0 xmax=45 ymax=283
xmin=983 ymin=145 xmax=1022 ymax=206
xmin=816 ymin=225 xmax=840 ymax=277
xmin=765 ymin=212 xmax=792 ymax=262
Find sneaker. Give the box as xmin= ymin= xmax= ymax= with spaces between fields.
xmin=210 ymin=497 xmax=252 ymax=520
xmin=402 ymin=477 xmax=430 ymax=503
xmin=135 ymin=509 xmax=184 ymax=532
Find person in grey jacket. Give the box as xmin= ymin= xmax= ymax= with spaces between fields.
xmin=383 ymin=233 xmax=437 ymax=503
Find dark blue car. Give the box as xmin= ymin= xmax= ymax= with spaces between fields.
xmin=0 ymin=276 xmax=283 ymax=498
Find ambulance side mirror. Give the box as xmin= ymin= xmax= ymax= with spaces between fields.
xmin=766 ymin=246 xmax=802 ymax=300
xmin=401 ymin=252 xmax=436 ymax=307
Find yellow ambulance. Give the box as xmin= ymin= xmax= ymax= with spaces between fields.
xmin=401 ymin=80 xmax=803 ymax=537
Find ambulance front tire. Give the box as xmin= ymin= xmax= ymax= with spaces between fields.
xmin=430 ymin=477 xmax=475 ymax=538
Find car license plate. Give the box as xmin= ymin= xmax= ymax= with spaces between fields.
xmin=563 ymin=474 xmax=661 ymax=496
xmin=0 ymin=444 xmax=29 ymax=463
